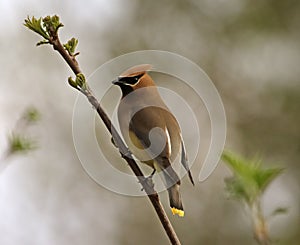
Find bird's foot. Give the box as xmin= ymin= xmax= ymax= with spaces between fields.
xmin=111 ymin=137 xmax=118 ymax=148
xmin=122 ymin=148 xmax=132 ymax=158
xmin=140 ymin=169 xmax=156 ymax=191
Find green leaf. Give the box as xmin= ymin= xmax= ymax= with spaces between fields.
xmin=253 ymin=167 xmax=284 ymax=192
xmin=63 ymin=38 xmax=78 ymax=55
xmin=42 ymin=15 xmax=64 ymax=35
xmin=222 ymin=150 xmax=284 ymax=204
xmin=23 ymin=107 xmax=41 ymax=123
xmin=24 ymin=16 xmax=50 ymax=40
xmin=68 ymin=74 xmax=87 ymax=90
xmin=75 ymin=73 xmax=86 ymax=89
xmin=222 ymin=151 xmax=256 ymax=179
xmin=225 ymin=176 xmax=251 ymax=203
xmin=36 ymin=40 xmax=50 ymax=46
xmin=9 ymin=134 xmax=37 ymax=154
xmin=68 ymin=76 xmax=78 ymax=89
xmin=270 ymin=207 xmax=289 ymax=217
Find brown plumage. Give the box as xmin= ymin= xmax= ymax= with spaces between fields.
xmin=112 ymin=64 xmax=194 ymax=216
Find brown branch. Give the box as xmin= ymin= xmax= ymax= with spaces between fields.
xmin=49 ymin=37 xmax=81 ymax=75
xmin=42 ymin=23 xmax=181 ymax=245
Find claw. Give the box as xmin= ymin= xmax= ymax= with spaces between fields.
xmin=111 ymin=137 xmax=118 ymax=148
xmin=140 ymin=169 xmax=156 ymax=191
xmin=122 ymin=148 xmax=132 ymax=158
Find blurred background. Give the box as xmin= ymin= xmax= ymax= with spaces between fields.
xmin=0 ymin=0 xmax=299 ymax=244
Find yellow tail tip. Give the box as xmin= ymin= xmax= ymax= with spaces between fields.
xmin=171 ymin=207 xmax=184 ymax=217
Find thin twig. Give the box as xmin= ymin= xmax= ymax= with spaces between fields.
xmin=251 ymin=200 xmax=271 ymax=245
xmin=38 ymin=20 xmax=181 ymax=245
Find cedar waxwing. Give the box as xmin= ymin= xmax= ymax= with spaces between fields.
xmin=112 ymin=64 xmax=194 ymax=217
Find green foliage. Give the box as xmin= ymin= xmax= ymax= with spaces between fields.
xmin=24 ymin=16 xmax=49 ymax=40
xmin=64 ymin=38 xmax=78 ymax=55
xmin=8 ymin=134 xmax=37 ymax=154
xmin=223 ymin=150 xmax=286 ymax=244
xmin=42 ymin=15 xmax=64 ymax=35
xmin=270 ymin=207 xmax=289 ymax=218
xmin=36 ymin=40 xmax=50 ymax=46
xmin=24 ymin=15 xmax=79 ymax=59
xmin=222 ymin=151 xmax=284 ymax=205
xmin=23 ymin=107 xmax=41 ymax=123
xmin=24 ymin=15 xmax=64 ymax=46
xmin=5 ymin=107 xmax=41 ymax=157
xmin=68 ymin=73 xmax=86 ymax=90
xmin=75 ymin=73 xmax=86 ymax=87
xmin=68 ymin=76 xmax=78 ymax=89
xmin=24 ymin=15 xmax=63 ymax=45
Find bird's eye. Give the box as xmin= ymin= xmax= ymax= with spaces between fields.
xmin=118 ymin=74 xmax=143 ymax=85
xmin=134 ymin=74 xmax=143 ymax=81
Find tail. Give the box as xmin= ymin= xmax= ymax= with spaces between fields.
xmin=167 ymin=183 xmax=184 ymax=217
xmin=155 ymin=157 xmax=185 ymax=217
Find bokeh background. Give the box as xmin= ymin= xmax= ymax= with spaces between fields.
xmin=0 ymin=0 xmax=299 ymax=244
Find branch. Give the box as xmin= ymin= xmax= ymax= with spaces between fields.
xmin=222 ymin=151 xmax=285 ymax=245
xmin=251 ymin=200 xmax=271 ymax=245
xmin=24 ymin=15 xmax=181 ymax=245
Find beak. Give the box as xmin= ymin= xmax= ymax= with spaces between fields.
xmin=112 ymin=78 xmax=120 ymax=85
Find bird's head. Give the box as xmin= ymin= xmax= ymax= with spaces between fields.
xmin=112 ymin=64 xmax=155 ymax=96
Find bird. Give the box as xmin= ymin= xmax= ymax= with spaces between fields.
xmin=112 ymin=64 xmax=194 ymax=217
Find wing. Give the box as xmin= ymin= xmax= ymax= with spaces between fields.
xmin=129 ymin=106 xmax=170 ymax=159
xmin=129 ymin=107 xmax=181 ymax=185
xmin=180 ymin=136 xmax=194 ymax=185
xmin=162 ymin=109 xmax=194 ymax=185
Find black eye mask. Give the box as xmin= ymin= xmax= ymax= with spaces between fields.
xmin=118 ymin=73 xmax=144 ymax=85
